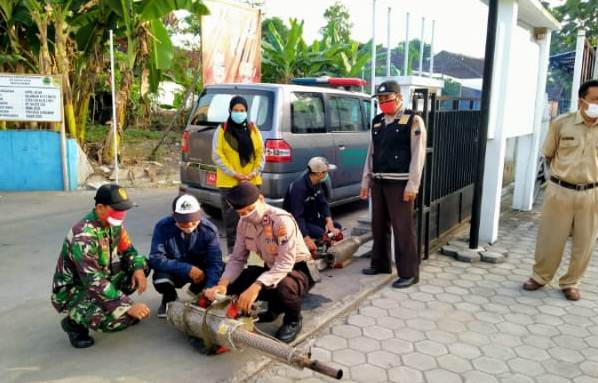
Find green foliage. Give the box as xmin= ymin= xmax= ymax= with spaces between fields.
xmin=320 ymin=1 xmax=352 ymax=43
xmin=442 ymin=78 xmax=462 ymax=97
xmin=262 ymin=17 xmax=287 ymax=41
xmin=544 ymin=0 xmax=596 ymax=102
xmin=86 ymin=124 xmax=163 ymax=144
xmin=262 ymin=18 xmax=337 ymax=83
xmin=547 ymin=0 xmax=597 ymax=54
xmin=392 ymin=39 xmax=432 ymax=75
xmin=261 ymin=15 xmax=370 ymax=83
xmin=0 ymin=0 xmax=208 ymax=146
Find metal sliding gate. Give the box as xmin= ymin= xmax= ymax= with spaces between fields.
xmin=412 ymin=90 xmax=482 ymax=259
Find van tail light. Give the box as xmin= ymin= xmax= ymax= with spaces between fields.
xmin=265 ymin=139 xmax=292 ymax=163
xmin=181 ymin=131 xmax=190 ymax=153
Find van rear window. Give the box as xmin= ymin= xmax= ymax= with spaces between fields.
xmin=189 ymin=90 xmax=273 ymax=131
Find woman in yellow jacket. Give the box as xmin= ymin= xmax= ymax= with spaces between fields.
xmin=212 ymin=95 xmax=264 ymax=252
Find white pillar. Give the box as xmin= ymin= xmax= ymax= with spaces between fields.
xmin=429 ymin=20 xmax=435 ymax=76
xmin=403 ymin=12 xmax=410 ymax=76
xmin=513 ymin=30 xmax=552 ymax=211
xmin=386 ymin=7 xmax=392 ymax=77
xmin=370 ymin=0 xmax=377 ymax=119
xmin=109 ymin=29 xmax=119 ymax=183
xmin=570 ymin=30 xmax=585 ymax=112
xmin=59 ymin=87 xmax=69 ymax=191
xmin=419 ymin=17 xmax=425 ymax=75
xmin=593 ymin=42 xmax=598 ymax=79
xmin=479 ymin=0 xmax=518 ymax=244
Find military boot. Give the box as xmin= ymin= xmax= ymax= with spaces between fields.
xmin=61 ymin=317 xmax=94 ymax=348
xmin=275 ymin=315 xmax=303 ymax=343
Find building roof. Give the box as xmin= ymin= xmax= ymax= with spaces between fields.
xmin=429 ymin=51 xmax=484 ymax=79
xmin=480 ymin=0 xmax=560 ymax=30
xmin=387 ymin=50 xmax=484 ymax=80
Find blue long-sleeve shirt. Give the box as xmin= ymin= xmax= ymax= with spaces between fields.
xmin=148 ymin=216 xmax=223 ymax=287
xmin=283 ymin=173 xmax=332 ymax=237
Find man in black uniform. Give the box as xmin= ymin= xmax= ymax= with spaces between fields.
xmin=283 ymin=157 xmax=342 ymax=253
xmin=360 ymin=81 xmax=427 ymax=288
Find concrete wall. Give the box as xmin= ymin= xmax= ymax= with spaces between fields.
xmin=502 ymin=24 xmax=540 ymax=138
xmin=0 ymin=130 xmax=78 ymax=191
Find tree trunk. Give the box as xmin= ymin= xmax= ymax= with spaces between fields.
xmin=117 ymin=69 xmax=133 ymax=133
xmin=75 ymin=53 xmax=103 ymax=142
xmin=76 ymin=92 xmax=91 ymax=142
xmin=33 ymin=11 xmax=53 ymax=75
xmin=54 ymin=6 xmax=77 ymax=140
xmin=101 ymin=70 xmax=132 ymax=164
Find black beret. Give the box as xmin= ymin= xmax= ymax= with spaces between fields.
xmin=226 ymin=182 xmax=260 ymax=209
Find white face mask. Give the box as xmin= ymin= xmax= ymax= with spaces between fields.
xmin=106 ymin=217 xmax=123 ymax=227
xmin=241 ymin=201 xmax=266 ymax=225
xmin=175 ymin=222 xmax=199 ymax=234
xmin=582 ymin=99 xmax=598 ymax=119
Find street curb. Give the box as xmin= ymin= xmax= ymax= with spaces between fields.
xmin=229 ymin=271 xmax=396 ymax=382
xmin=230 ymin=218 xmax=471 ymax=382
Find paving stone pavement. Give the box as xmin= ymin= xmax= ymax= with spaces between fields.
xmin=250 ymin=206 xmax=598 ymax=383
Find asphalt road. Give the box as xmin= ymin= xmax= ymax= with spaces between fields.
xmin=0 ymin=187 xmax=370 ymax=383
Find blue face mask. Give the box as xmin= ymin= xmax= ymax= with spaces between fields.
xmin=319 ymin=174 xmax=329 ymax=183
xmin=231 ymin=111 xmax=247 ymax=124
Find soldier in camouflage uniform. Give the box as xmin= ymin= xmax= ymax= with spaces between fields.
xmin=51 ymin=184 xmax=150 ymax=348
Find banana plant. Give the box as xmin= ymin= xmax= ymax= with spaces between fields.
xmin=262 ymin=18 xmax=337 ymax=83
xmin=319 ymin=26 xmax=370 ymax=78
xmin=100 ymin=0 xmax=208 ymax=163
xmin=336 ymin=40 xmax=371 ymax=78
xmin=0 ymin=0 xmax=37 ymax=73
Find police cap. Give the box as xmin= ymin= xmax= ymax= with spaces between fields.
xmin=226 ymin=182 xmax=261 ymax=209
xmin=374 ymin=81 xmax=401 ymax=97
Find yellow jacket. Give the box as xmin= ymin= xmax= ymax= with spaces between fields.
xmin=211 ymin=122 xmax=264 ymax=188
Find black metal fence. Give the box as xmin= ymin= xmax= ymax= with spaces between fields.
xmin=412 ymin=91 xmax=481 ymax=258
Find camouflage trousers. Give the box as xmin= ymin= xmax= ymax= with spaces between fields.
xmin=66 ymin=270 xmax=138 ymax=332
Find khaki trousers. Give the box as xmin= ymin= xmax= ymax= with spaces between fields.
xmin=532 ymin=181 xmax=598 ymax=288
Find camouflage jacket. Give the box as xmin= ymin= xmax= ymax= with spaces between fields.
xmin=51 ymin=209 xmax=146 ymax=319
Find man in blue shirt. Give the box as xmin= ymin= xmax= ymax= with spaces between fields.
xmin=283 ymin=157 xmax=342 ymax=253
xmin=149 ymin=194 xmax=224 ymax=317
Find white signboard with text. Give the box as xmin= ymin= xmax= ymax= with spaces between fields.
xmin=0 ymin=74 xmax=62 ymax=122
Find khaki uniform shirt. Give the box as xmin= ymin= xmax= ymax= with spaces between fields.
xmin=221 ymin=204 xmax=311 ymax=287
xmin=361 ymin=109 xmax=427 ymax=194
xmin=543 ymin=111 xmax=598 ymax=185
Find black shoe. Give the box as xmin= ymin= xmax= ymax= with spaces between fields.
xmin=157 ymin=303 xmax=167 ymax=319
xmin=362 ymin=267 xmax=391 ymax=275
xmin=275 ymin=317 xmax=303 ymax=343
xmin=392 ymin=276 xmax=419 ymax=289
xmin=257 ymin=311 xmax=281 ymax=323
xmin=61 ymin=318 xmax=94 ymax=348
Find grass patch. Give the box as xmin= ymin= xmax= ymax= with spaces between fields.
xmin=86 ymin=124 xmax=169 ymax=145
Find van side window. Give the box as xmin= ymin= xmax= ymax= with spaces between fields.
xmin=363 ymin=100 xmax=372 ymax=128
xmin=291 ymin=92 xmax=326 ymax=134
xmin=329 ymin=97 xmax=364 ymax=132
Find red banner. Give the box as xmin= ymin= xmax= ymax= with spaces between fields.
xmin=201 ymin=0 xmax=261 ymax=85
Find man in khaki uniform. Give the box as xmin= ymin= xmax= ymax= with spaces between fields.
xmin=523 ymin=80 xmax=598 ymax=301
xmin=204 ymin=183 xmax=318 ymax=343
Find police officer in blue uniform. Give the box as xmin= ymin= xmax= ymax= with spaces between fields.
xmin=360 ymin=81 xmax=427 ymax=288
